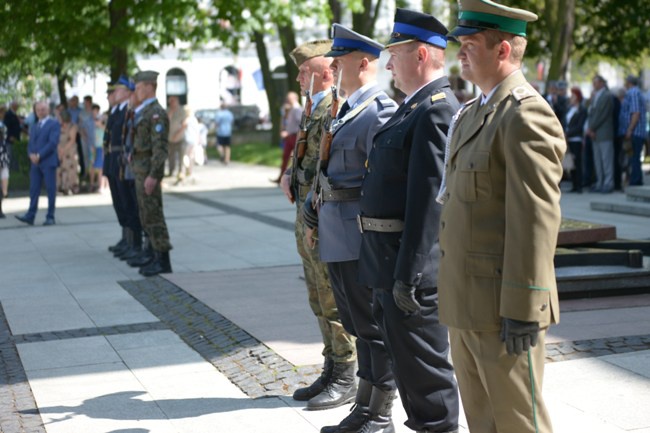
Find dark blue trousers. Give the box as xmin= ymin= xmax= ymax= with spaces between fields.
xmin=27 ymin=164 xmax=57 ymax=220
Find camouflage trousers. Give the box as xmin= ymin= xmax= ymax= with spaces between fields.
xmin=295 ymin=184 xmax=356 ymax=363
xmin=135 ymin=174 xmax=172 ymax=252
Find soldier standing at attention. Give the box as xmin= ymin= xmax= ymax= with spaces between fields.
xmin=357 ymin=8 xmax=460 ymax=433
xmin=302 ymin=25 xmax=398 ymax=433
xmin=131 ymin=70 xmax=173 ymax=276
xmin=280 ymin=40 xmax=357 ymax=411
xmin=437 ymin=1 xmax=566 ymax=432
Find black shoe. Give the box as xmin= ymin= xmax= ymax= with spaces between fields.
xmin=356 ymin=388 xmax=397 ymax=433
xmin=307 ymin=361 xmax=357 ymax=411
xmin=140 ymin=251 xmax=172 ymax=276
xmin=293 ymin=357 xmax=334 ymax=401
xmin=43 ymin=217 xmax=56 ymax=226
xmin=15 ymin=214 xmax=34 ymax=225
xmin=321 ymin=378 xmax=373 ymax=433
xmin=128 ymin=249 xmax=154 ymax=267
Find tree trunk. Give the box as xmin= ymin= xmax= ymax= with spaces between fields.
xmin=544 ymin=0 xmax=575 ymax=83
xmin=55 ymin=66 xmax=68 ymax=107
xmin=352 ymin=0 xmax=382 ymax=38
xmin=278 ymin=23 xmax=301 ymax=97
xmin=253 ymin=30 xmax=281 ymax=148
xmin=328 ymin=0 xmax=342 ymax=27
xmin=109 ymin=0 xmax=128 ymax=80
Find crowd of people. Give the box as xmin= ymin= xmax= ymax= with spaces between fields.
xmin=547 ymin=75 xmax=648 ymax=193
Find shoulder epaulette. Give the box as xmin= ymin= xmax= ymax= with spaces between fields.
xmin=511 ymin=85 xmax=537 ymax=103
xmin=431 ymin=92 xmax=447 ymax=103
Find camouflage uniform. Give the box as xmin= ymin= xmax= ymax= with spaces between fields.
xmin=132 ymin=99 xmax=172 ymax=253
xmin=291 ymin=91 xmax=355 ymax=364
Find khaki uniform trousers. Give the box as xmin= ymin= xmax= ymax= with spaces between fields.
xmin=449 ymin=328 xmax=553 ymax=433
xmin=294 ymin=184 xmax=355 ymax=363
xmin=135 ymin=174 xmax=172 ymax=253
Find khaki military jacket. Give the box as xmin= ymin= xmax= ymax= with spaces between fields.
xmin=132 ymin=99 xmax=169 ymax=180
xmin=438 ymin=70 xmax=566 ymax=331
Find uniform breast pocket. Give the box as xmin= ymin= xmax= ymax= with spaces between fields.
xmin=457 ymin=151 xmax=491 ymax=202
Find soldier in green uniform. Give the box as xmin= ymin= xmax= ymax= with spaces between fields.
xmin=131 ymin=70 xmax=173 ymax=276
xmin=280 ymin=40 xmax=357 ymax=410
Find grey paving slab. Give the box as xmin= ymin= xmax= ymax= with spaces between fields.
xmin=24 ymin=362 xmax=143 ymax=405
xmin=547 ymin=306 xmax=650 ymax=343
xmin=545 ymin=357 xmax=650 ymax=431
xmin=601 ymin=349 xmax=650 ymax=379
xmin=17 ymin=336 xmax=122 ymax=371
xmin=3 ymin=294 xmax=96 ymax=335
xmin=106 ymin=330 xmax=184 ymax=351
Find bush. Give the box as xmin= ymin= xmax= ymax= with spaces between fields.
xmin=8 ymin=139 xmax=31 ymax=190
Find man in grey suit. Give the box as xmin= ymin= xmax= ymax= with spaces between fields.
xmin=303 ymin=24 xmax=398 ymax=433
xmin=586 ymin=75 xmax=615 ymax=193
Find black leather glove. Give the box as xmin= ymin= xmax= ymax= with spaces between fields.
xmin=302 ymin=190 xmax=319 ymax=229
xmin=392 ymin=280 xmax=421 ymax=315
xmin=500 ymin=318 xmax=540 ymax=355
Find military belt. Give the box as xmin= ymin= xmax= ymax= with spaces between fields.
xmin=357 ymin=215 xmax=404 ymax=233
xmin=321 ymin=187 xmax=361 ymax=202
xmin=297 ymin=183 xmax=312 ymax=199
xmin=106 ymin=145 xmax=123 ymax=153
xmin=133 ymin=151 xmax=152 ymax=159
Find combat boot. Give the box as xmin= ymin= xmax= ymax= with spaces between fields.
xmin=293 ymin=357 xmax=334 ymax=401
xmin=321 ymin=378 xmax=372 ymax=433
xmin=128 ymin=237 xmax=154 ymax=267
xmin=113 ymin=228 xmax=132 ymax=258
xmin=357 ymin=387 xmax=396 ymax=433
xmin=307 ymin=361 xmax=357 ymax=410
xmin=121 ymin=228 xmax=143 ymax=261
xmin=140 ymin=251 xmax=172 ymax=276
xmin=108 ymin=228 xmax=127 ymax=252
xmin=115 ymin=228 xmax=134 ymax=259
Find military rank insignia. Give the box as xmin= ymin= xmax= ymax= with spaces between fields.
xmin=431 ymin=93 xmax=446 ymax=103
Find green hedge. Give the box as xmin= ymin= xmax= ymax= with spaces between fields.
xmin=8 ymin=139 xmax=31 ymax=190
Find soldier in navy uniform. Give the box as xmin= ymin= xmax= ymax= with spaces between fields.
xmin=105 ymin=77 xmax=134 ymax=257
xmin=357 ymin=9 xmax=460 ymax=433
xmin=302 ymin=25 xmax=398 ymax=433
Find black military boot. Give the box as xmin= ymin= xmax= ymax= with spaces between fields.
xmin=321 ymin=378 xmax=372 ymax=433
xmin=357 ymin=387 xmax=396 ymax=433
xmin=140 ymin=251 xmax=172 ymax=276
xmin=293 ymin=357 xmax=334 ymax=401
xmin=307 ymin=361 xmax=357 ymax=410
xmin=128 ymin=237 xmax=154 ymax=267
xmin=115 ymin=228 xmax=134 ymax=259
xmin=120 ymin=228 xmax=143 ymax=261
xmin=108 ymin=228 xmax=127 ymax=252
xmin=113 ymin=228 xmax=132 ymax=258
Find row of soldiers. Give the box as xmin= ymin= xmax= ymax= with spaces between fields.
xmin=104 ymin=72 xmax=173 ymax=277
xmin=282 ymin=1 xmax=565 ymax=433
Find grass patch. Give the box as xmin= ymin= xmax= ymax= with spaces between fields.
xmin=207 ymin=141 xmax=283 ymax=167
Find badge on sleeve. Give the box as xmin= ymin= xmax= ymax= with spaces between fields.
xmin=155 ymin=123 xmax=163 ymax=133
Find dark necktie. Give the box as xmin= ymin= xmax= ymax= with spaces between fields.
xmin=337 ymin=101 xmax=350 ymax=120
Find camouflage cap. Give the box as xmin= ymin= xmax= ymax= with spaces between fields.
xmin=290 ymin=40 xmax=333 ymax=67
xmin=133 ymin=70 xmax=159 ymax=83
